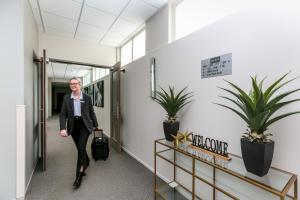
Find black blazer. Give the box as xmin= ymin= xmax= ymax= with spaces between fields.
xmin=59 ymin=93 xmax=98 ymax=135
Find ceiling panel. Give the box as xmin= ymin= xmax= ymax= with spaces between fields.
xmin=39 ymin=0 xmax=82 ymax=20
xmin=43 ymin=12 xmax=77 ymax=33
xmin=85 ymin=0 xmax=129 ymax=15
xmin=75 ymin=23 xmax=107 ymax=43
xmin=65 ymin=65 xmax=81 ymax=78
xmin=110 ymin=18 xmax=140 ymax=36
xmin=77 ymin=69 xmax=92 ymax=77
xmin=30 ymin=0 xmax=167 ymax=47
xmin=101 ymin=30 xmax=129 ymax=46
xmin=77 ymin=65 xmax=92 ymax=70
xmin=101 ymin=37 xmax=122 ymax=47
xmin=52 ymin=63 xmax=67 ymax=78
xmin=142 ymin=0 xmax=168 ymax=8
xmin=80 ymin=6 xmax=116 ymax=29
xmin=73 ymin=65 xmax=92 ymax=78
xmin=121 ymin=0 xmax=157 ymax=23
xmin=46 ymin=27 xmax=74 ymax=38
xmin=49 ymin=63 xmax=92 ymax=79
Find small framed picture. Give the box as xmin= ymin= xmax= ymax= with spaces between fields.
xmin=94 ymin=80 xmax=104 ymax=107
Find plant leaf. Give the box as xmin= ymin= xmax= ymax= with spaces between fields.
xmin=265 ymin=111 xmax=300 ymax=127
xmin=264 ymin=72 xmax=289 ymax=101
xmin=214 ymin=103 xmax=250 ymax=125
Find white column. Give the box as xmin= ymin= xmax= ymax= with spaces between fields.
xmin=16 ymin=105 xmax=26 ymax=199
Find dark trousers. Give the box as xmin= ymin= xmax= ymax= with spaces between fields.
xmin=71 ymin=117 xmax=90 ymax=174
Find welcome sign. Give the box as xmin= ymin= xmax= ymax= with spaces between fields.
xmin=191 ymin=134 xmax=229 ymax=156
xmin=188 ymin=134 xmax=231 ymax=163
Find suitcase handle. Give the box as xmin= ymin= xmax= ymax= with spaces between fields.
xmin=93 ymin=128 xmax=104 ymax=139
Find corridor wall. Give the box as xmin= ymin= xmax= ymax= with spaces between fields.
xmin=0 ymin=0 xmax=39 ymax=199
xmin=121 ymin=5 xmax=300 ymax=198
xmin=0 ymin=1 xmax=24 ymax=199
xmin=23 ymin=1 xmax=39 ymax=197
xmin=145 ymin=5 xmax=169 ymax=54
xmin=94 ymin=75 xmax=111 ymax=137
xmin=24 ymin=0 xmax=39 ymax=197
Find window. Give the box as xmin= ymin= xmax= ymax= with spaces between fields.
xmin=120 ymin=29 xmax=145 ymax=66
xmin=93 ymin=68 xmax=110 ymax=81
xmin=82 ymin=72 xmax=91 ymax=87
xmin=175 ymin=0 xmax=246 ymax=40
xmin=133 ymin=30 xmax=145 ymax=60
xmin=121 ymin=41 xmax=132 ymax=66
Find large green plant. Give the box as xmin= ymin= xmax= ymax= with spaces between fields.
xmin=216 ymin=73 xmax=300 ymax=142
xmin=154 ymin=86 xmax=193 ymax=123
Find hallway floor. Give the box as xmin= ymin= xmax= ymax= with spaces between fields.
xmin=26 ymin=116 xmax=155 ymax=200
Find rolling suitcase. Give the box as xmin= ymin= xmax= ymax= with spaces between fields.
xmin=91 ymin=128 xmax=109 ymax=161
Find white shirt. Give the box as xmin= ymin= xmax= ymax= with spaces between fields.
xmin=70 ymin=91 xmax=83 ymax=116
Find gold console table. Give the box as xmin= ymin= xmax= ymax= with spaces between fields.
xmin=154 ymin=138 xmax=297 ymax=200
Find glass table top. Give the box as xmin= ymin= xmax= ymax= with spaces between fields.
xmin=156 ymin=139 xmax=296 ymax=193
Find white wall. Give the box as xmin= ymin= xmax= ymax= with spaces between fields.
xmin=24 ymin=0 xmax=39 ymax=195
xmin=146 ymin=5 xmax=169 ymax=53
xmin=121 ymin=6 xmax=300 ymax=198
xmin=39 ymin=33 xmax=116 ymax=66
xmin=0 ymin=0 xmax=38 ymax=199
xmin=93 ymin=75 xmax=111 ymax=137
xmin=0 ymin=1 xmax=24 ymax=199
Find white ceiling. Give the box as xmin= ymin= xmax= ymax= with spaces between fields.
xmin=47 ymin=62 xmax=92 ymax=79
xmin=29 ymin=0 xmax=168 ymax=47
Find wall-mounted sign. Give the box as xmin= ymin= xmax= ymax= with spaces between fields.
xmin=201 ymin=53 xmax=232 ymax=78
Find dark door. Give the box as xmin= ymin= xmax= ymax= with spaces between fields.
xmin=110 ymin=62 xmax=122 ymax=153
xmin=57 ymin=92 xmax=65 ymax=113
xmin=40 ymin=49 xmax=47 ymax=171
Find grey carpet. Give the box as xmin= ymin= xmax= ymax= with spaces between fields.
xmin=26 ymin=116 xmax=157 ymax=200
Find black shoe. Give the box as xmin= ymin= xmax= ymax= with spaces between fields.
xmin=73 ymin=174 xmax=80 ymax=187
xmin=73 ymin=172 xmax=84 ymax=189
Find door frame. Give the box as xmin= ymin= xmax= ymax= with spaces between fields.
xmin=110 ymin=62 xmax=122 ymax=153
xmin=34 ymin=56 xmax=122 ymax=170
xmin=33 ymin=50 xmax=47 ymax=171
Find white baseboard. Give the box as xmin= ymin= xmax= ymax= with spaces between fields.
xmin=121 ymin=146 xmax=171 ymax=183
xmin=25 ymin=159 xmax=38 ymax=199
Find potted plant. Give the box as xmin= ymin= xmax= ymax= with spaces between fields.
xmin=154 ymin=86 xmax=193 ymax=141
xmin=215 ymin=73 xmax=300 ymax=176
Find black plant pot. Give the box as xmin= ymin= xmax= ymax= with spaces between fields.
xmin=163 ymin=121 xmax=179 ymax=141
xmin=241 ymin=138 xmax=274 ymax=177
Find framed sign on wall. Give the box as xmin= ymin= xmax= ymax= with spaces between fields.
xmin=201 ymin=53 xmax=232 ymax=78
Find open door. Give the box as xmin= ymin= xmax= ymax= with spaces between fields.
xmin=34 ymin=49 xmax=47 ymax=171
xmin=110 ymin=62 xmax=122 ymax=153
xmin=40 ymin=49 xmax=47 ymax=171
